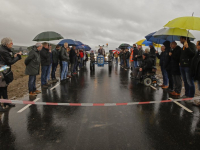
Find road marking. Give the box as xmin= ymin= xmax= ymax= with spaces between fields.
xmin=169 ymin=98 xmax=193 ymax=113
xmin=17 ymin=98 xmax=40 ymax=113
xmin=50 ymin=83 xmax=60 ymax=90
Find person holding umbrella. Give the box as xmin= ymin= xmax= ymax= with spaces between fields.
xmin=179 ymin=36 xmax=196 ymax=98
xmin=40 ymin=42 xmax=51 ymax=89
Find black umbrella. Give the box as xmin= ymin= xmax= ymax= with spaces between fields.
xmin=33 ymin=31 xmax=64 ymax=42
xmin=119 ymin=43 xmax=130 ymax=49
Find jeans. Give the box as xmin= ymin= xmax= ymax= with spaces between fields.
xmin=61 ymin=61 xmax=68 ymax=80
xmin=28 ymin=75 xmax=36 ymax=93
xmin=47 ymin=63 xmax=52 ymax=81
xmin=134 ymin=61 xmax=138 ymax=68
xmin=126 ymin=59 xmax=130 ymax=68
xmin=161 ymin=66 xmax=168 ymax=86
xmin=79 ymin=58 xmax=83 ymax=68
xmin=180 ymin=67 xmax=195 ymax=97
xmin=51 ymin=63 xmax=58 ymax=79
xmin=0 ymin=87 xmax=8 ymax=99
xmin=120 ymin=59 xmax=123 ymax=65
xmin=115 ymin=58 xmax=118 ymax=64
xmin=41 ymin=66 xmax=49 ymax=85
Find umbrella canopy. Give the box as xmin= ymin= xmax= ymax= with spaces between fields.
xmin=76 ymin=45 xmax=85 ymax=50
xmin=164 ymin=16 xmax=200 ymax=31
xmin=153 ymin=28 xmax=195 ymax=42
xmin=33 ymin=31 xmax=64 ymax=41
xmin=83 ymin=45 xmax=91 ymax=51
xmin=58 ymin=39 xmax=78 ymax=46
xmin=145 ymin=32 xmax=166 ymax=44
xmin=75 ymin=41 xmax=84 ymax=46
xmin=136 ymin=39 xmax=161 ymax=47
xmin=119 ymin=43 xmax=130 ymax=49
xmin=112 ymin=50 xmax=120 ymax=54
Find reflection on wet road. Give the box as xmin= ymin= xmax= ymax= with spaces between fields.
xmin=0 ymin=63 xmax=200 ymax=150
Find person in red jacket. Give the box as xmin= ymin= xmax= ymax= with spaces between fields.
xmin=79 ymin=50 xmax=84 ymax=68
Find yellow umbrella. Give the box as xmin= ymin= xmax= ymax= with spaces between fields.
xmin=136 ymin=39 xmax=146 ymax=46
xmin=164 ymin=16 xmax=200 ymax=31
xmin=135 ymin=39 xmax=161 ymax=48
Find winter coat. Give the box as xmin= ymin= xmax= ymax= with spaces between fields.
xmin=180 ymin=41 xmax=196 ymax=67
xmin=60 ymin=47 xmax=69 ymax=62
xmin=163 ymin=41 xmax=171 ymax=71
xmin=137 ymin=48 xmax=144 ymax=61
xmin=191 ymin=51 xmax=200 ymax=81
xmin=52 ymin=49 xmax=59 ymax=64
xmin=69 ymin=48 xmax=76 ymax=63
xmin=141 ymin=55 xmax=153 ymax=72
xmin=0 ymin=45 xmax=21 ymax=66
xmin=150 ymin=47 xmax=156 ymax=57
xmin=40 ymin=47 xmax=51 ymax=66
xmin=156 ymin=51 xmax=167 ymax=66
xmin=125 ymin=51 xmax=130 ymax=59
xmin=25 ymin=46 xmax=40 ymax=76
xmin=170 ymin=45 xmax=182 ymax=75
xmin=133 ymin=48 xmax=138 ymax=61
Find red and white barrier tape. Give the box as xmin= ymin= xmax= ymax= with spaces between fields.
xmin=0 ymin=97 xmax=199 ymax=107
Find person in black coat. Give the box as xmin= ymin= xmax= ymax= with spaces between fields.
xmin=163 ymin=41 xmax=174 ymax=91
xmin=169 ymin=42 xmax=182 ymax=96
xmin=149 ymin=44 xmax=156 ymax=66
xmin=180 ymin=36 xmax=196 ymax=98
xmin=69 ymin=46 xmax=76 ymax=75
xmin=40 ymin=42 xmax=51 ymax=88
xmin=191 ymin=41 xmax=200 ymax=106
xmin=156 ymin=46 xmax=168 ymax=88
xmin=125 ymin=49 xmax=130 ymax=69
xmin=133 ymin=44 xmax=138 ymax=68
xmin=0 ymin=38 xmax=22 ymax=110
xmin=133 ymin=53 xmax=153 ymax=79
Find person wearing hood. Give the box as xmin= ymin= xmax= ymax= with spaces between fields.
xmin=25 ymin=43 xmax=42 ymax=96
xmin=163 ymin=41 xmax=174 ymax=91
xmin=132 ymin=53 xmax=153 ymax=79
xmin=169 ymin=42 xmax=182 ymax=96
xmin=180 ymin=36 xmax=196 ymax=98
xmin=191 ymin=41 xmax=200 ymax=106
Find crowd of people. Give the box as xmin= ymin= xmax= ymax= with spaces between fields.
xmin=0 ymin=38 xmax=88 ymax=112
xmin=116 ymin=36 xmax=200 ymax=106
xmin=0 ymin=36 xmax=200 ymax=112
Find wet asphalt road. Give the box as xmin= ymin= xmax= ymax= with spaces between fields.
xmin=0 ymin=62 xmax=200 ymax=150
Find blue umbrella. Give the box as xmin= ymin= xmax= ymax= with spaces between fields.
xmin=145 ymin=32 xmax=166 ymax=44
xmin=83 ymin=45 xmax=91 ymax=51
xmin=142 ymin=40 xmax=153 ymax=46
xmin=58 ymin=39 xmax=78 ymax=46
xmin=75 ymin=41 xmax=84 ymax=46
xmin=76 ymin=45 xmax=85 ymax=50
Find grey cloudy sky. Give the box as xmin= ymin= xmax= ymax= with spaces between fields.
xmin=0 ymin=0 xmax=200 ymax=50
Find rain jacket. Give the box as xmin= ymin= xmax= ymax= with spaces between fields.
xmin=180 ymin=41 xmax=196 ymax=67
xmin=69 ymin=48 xmax=76 ymax=63
xmin=130 ymin=51 xmax=134 ymax=62
xmin=40 ymin=47 xmax=51 ymax=66
xmin=191 ymin=51 xmax=200 ymax=81
xmin=60 ymin=47 xmax=69 ymax=62
xmin=169 ymin=45 xmax=182 ymax=75
xmin=25 ymin=46 xmax=40 ymax=75
xmin=137 ymin=48 xmax=144 ymax=61
xmin=52 ymin=49 xmax=59 ymax=64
